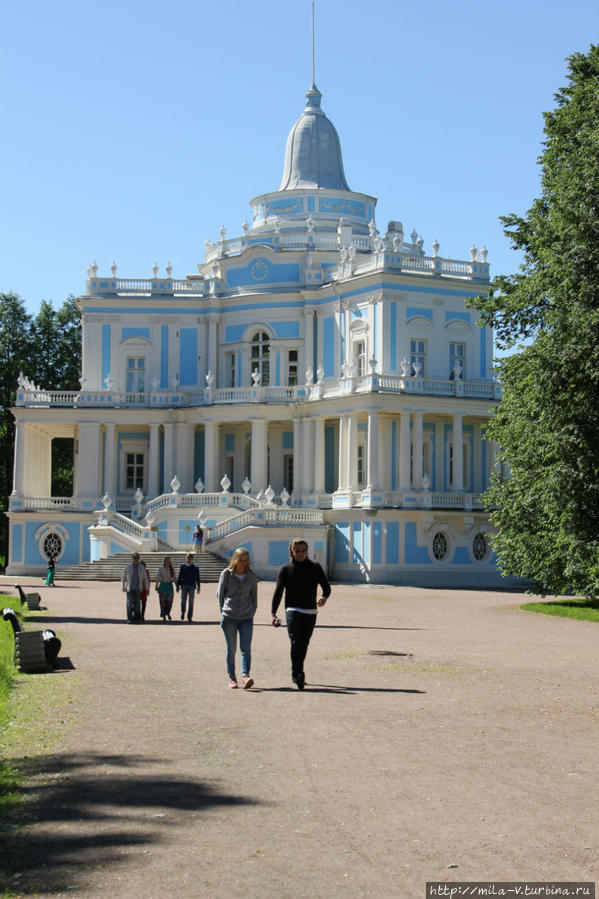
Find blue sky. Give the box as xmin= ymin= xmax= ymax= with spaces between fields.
xmin=1 ymin=0 xmax=598 ymax=326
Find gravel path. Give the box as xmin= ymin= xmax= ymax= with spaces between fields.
xmin=1 ymin=578 xmax=596 ymax=898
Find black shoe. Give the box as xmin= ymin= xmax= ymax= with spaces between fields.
xmin=180 ymin=613 xmax=184 ymax=620
xmin=292 ymin=673 xmax=305 ymax=691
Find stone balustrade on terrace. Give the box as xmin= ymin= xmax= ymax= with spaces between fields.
xmin=15 ymin=374 xmax=500 ymax=409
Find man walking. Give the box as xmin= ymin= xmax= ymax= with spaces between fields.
xmin=271 ymin=538 xmax=331 ymax=690
xmin=121 ymin=552 xmax=150 ymax=623
xmin=177 ymin=552 xmax=201 ymax=621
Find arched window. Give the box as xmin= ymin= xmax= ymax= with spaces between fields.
xmin=250 ymin=332 xmax=270 ymax=386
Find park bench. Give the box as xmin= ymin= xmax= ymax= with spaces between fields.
xmin=2 ymin=608 xmax=62 ymax=673
xmin=14 ymin=583 xmax=42 ymax=610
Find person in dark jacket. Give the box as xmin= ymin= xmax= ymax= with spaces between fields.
xmin=217 ymin=547 xmax=258 ymax=689
xmin=176 ymin=553 xmax=201 ymax=621
xmin=271 ymin=538 xmax=331 ymax=690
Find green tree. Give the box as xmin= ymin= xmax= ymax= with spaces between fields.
xmin=472 ymin=45 xmax=599 ymax=597
xmin=0 ymin=293 xmax=34 ymax=568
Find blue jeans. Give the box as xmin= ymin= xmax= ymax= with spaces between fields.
xmin=220 ymin=616 xmax=253 ymax=679
xmin=180 ymin=585 xmax=196 ymax=620
xmin=126 ymin=589 xmax=141 ymax=622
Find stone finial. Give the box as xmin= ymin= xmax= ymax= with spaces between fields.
xmin=205 ymin=370 xmax=215 ymax=387
xmin=134 ymin=487 xmax=144 ymax=505
xmin=417 ymin=235 xmax=424 ymax=252
xmin=152 ymin=262 xmax=159 ymax=277
xmin=316 ymin=365 xmax=324 ymax=383
xmin=242 ymin=220 xmax=249 ymax=235
xmin=166 ymin=261 xmax=172 ymax=278
xmin=170 ymin=475 xmax=181 ymax=494
xmin=421 ymin=473 xmax=432 ymax=491
xmin=400 ymin=357 xmax=411 ymax=377
xmin=104 ymin=373 xmax=114 ymax=391
xmin=432 ymin=238 xmax=440 ymax=258
xmin=368 ymin=220 xmax=377 ymax=238
xmin=220 ymin=474 xmax=231 ymax=493
xmin=197 ymin=508 xmax=207 ymax=523
xmin=469 ymin=243 xmax=479 ymax=262
xmin=251 ymin=369 xmax=261 ymax=386
xmin=102 ymin=492 xmax=113 ymax=510
xmin=219 ymin=225 xmax=227 ymax=241
xmin=242 ymin=477 xmax=251 ymax=494
xmin=306 ymin=216 xmax=314 ymax=233
xmin=480 ymin=245 xmax=488 ymax=263
xmin=110 ymin=261 xmax=118 ymax=277
xmin=410 ymin=229 xmax=418 ymax=244
xmin=264 ymin=485 xmax=275 ymax=505
xmin=194 ymin=477 xmax=205 ymax=493
xmin=305 ymin=367 xmax=313 ymax=386
xmin=280 ymin=487 xmax=290 ymax=506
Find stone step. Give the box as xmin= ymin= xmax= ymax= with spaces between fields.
xmin=57 ymin=550 xmax=227 ymax=582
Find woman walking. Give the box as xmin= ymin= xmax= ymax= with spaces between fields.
xmin=45 ymin=557 xmax=56 ymax=587
xmin=156 ymin=556 xmax=176 ymax=621
xmin=217 ymin=547 xmax=258 ymax=689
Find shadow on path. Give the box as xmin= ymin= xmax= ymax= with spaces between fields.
xmin=1 ymin=752 xmax=261 ymax=894
xmin=256 ymin=684 xmax=426 ymax=695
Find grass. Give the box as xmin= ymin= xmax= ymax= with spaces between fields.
xmin=0 ymin=604 xmax=21 ymax=842
xmin=521 ymin=597 xmax=599 ymax=622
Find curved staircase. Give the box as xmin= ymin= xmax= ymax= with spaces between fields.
xmin=56 ymin=550 xmax=227 ymax=582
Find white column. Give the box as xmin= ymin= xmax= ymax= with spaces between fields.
xmin=303 ymin=418 xmax=314 ymax=493
xmin=412 ymin=412 xmax=423 ymax=489
xmin=337 ymin=416 xmax=346 ymax=489
xmin=452 ymin=413 xmax=464 ymax=491
xmin=163 ymin=423 xmax=175 ymax=488
xmin=251 ymin=420 xmax=268 ymax=492
xmin=346 ymin=413 xmax=356 ymax=490
xmin=313 ymin=418 xmax=325 ymax=493
xmin=207 ymin=316 xmax=219 ymax=385
xmin=148 ymin=423 xmax=160 ymax=497
xmin=399 ymin=411 xmax=411 ymax=489
xmin=104 ymin=423 xmax=116 ymax=498
xmin=176 ymin=422 xmax=195 ymax=493
xmin=75 ymin=423 xmax=101 ymax=499
xmin=204 ymin=422 xmax=219 ymax=492
xmin=367 ymin=410 xmax=380 ymax=489
xmin=303 ymin=311 xmax=314 ymax=378
xmin=379 ymin=417 xmax=391 ymax=491
xmin=293 ymin=418 xmax=303 ymax=497
xmin=198 ymin=319 xmax=208 ymax=387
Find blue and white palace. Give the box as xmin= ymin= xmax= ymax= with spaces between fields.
xmin=8 ymin=82 xmax=504 ymax=585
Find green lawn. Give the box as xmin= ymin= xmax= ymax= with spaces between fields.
xmin=521 ymin=598 xmax=599 ymax=622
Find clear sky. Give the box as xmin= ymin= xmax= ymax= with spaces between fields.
xmin=1 ymin=0 xmax=597 ymax=324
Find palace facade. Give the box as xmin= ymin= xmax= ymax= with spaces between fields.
xmin=8 ymin=82 xmax=505 ymax=585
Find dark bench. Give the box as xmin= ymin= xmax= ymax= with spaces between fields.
xmin=2 ymin=608 xmax=62 ymax=672
xmin=14 ymin=583 xmax=42 ymax=610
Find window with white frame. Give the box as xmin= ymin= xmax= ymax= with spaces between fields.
xmin=449 ymin=342 xmax=465 ymax=379
xmin=357 ymin=443 xmax=366 ymax=486
xmin=250 ymin=332 xmax=270 ymax=385
xmin=126 ymin=357 xmax=145 ymax=395
xmin=410 ymin=339 xmax=426 ymax=376
xmin=353 ymin=340 xmax=366 ymax=377
xmin=283 ymin=454 xmax=294 ymax=491
xmin=226 ymin=353 xmax=236 ymax=388
xmin=126 ymin=452 xmax=145 ymax=490
xmin=287 ymin=350 xmax=299 ymax=386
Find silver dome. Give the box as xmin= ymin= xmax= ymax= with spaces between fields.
xmin=279 ymin=85 xmax=350 ymax=191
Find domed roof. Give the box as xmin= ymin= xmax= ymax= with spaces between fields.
xmin=279 ymin=85 xmax=350 ymax=191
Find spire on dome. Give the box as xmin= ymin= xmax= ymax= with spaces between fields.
xmin=279 ymin=84 xmax=350 ymax=191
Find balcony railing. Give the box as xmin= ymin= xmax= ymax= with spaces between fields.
xmin=16 ymin=375 xmax=500 ymax=409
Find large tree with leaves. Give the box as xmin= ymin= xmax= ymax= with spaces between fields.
xmin=473 ymin=45 xmax=599 ymax=597
xmin=0 ymin=293 xmax=81 ymax=567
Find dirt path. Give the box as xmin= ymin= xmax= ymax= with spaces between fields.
xmin=1 ymin=578 xmax=596 ymax=898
